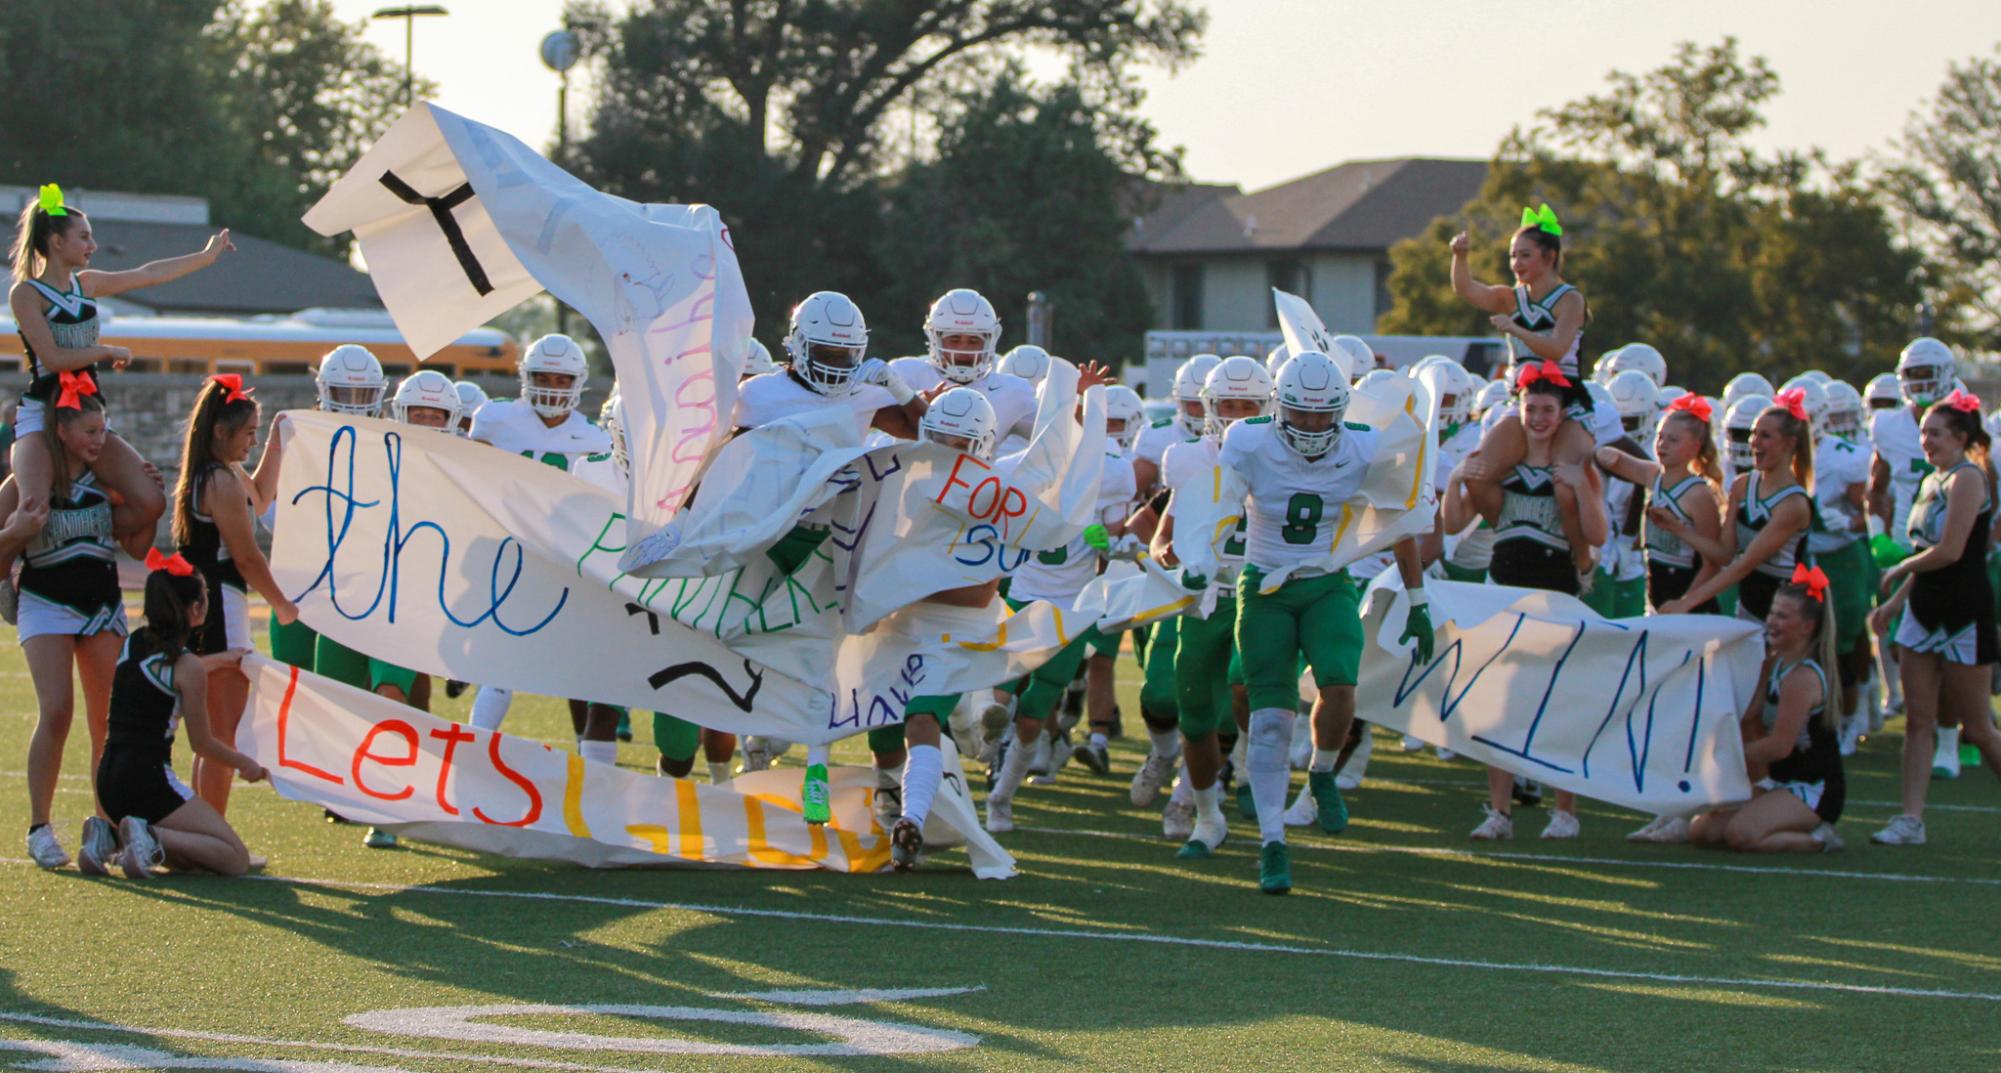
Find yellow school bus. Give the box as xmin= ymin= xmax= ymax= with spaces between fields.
xmin=0 ymin=307 xmax=518 ymax=379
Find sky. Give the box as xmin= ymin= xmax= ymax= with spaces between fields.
xmin=335 ymin=0 xmax=2001 ymax=192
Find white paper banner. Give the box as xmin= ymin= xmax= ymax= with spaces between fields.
xmin=1358 ymin=580 xmax=1762 ymax=815
xmin=238 ymin=654 xmax=1015 ymax=877
xmin=1273 ymin=287 xmax=1349 ymax=378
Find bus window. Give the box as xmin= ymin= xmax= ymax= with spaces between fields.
xmin=167 ymin=359 xmax=209 ymax=374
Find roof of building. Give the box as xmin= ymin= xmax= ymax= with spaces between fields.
xmin=1127 ymin=158 xmax=1488 ymax=256
xmin=78 ymin=220 xmax=382 ymax=316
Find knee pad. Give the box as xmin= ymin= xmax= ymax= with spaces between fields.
xmin=1248 ymin=708 xmax=1291 ymax=752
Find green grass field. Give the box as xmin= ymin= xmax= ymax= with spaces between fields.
xmin=3 ymin=609 xmax=1999 ymax=1072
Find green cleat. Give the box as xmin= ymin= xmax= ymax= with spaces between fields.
xmin=1176 ymin=839 xmax=1216 ymax=860
xmin=1258 ymin=840 xmax=1292 ymax=895
xmin=1309 ymin=769 xmax=1348 ymax=835
xmin=803 ymin=762 xmax=832 ymax=825
xmin=1235 ymin=781 xmax=1257 ymax=821
xmin=363 ymin=827 xmax=398 ymax=849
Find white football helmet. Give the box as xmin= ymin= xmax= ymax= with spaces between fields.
xmin=1264 ymin=343 xmax=1292 ymax=379
xmin=1798 ymin=369 xmax=1832 ymax=386
xmin=452 ymin=380 xmax=489 ymax=433
xmin=1357 ymin=368 xmax=1398 ymax=393
xmin=1864 ymin=372 xmax=1900 ymax=412
xmin=785 ymin=290 xmax=870 ymax=395
xmin=1609 ymin=342 xmax=1667 ymax=387
xmin=1105 ymin=385 xmax=1145 ymax=451
xmin=1657 ymin=384 xmax=1689 ymax=407
xmin=1328 ymin=335 xmax=1374 ymax=381
xmin=1590 ymin=346 xmax=1625 ymax=384
xmin=315 ymin=344 xmax=386 ymax=416
xmin=391 ymin=369 xmax=461 ymax=429
xmin=743 ymin=337 xmax=780 ymax=377
xmin=1416 ymin=359 xmax=1474 ymax=435
xmin=1722 ymin=372 xmax=1775 ymax=412
xmin=1723 ymin=394 xmax=1771 ymax=473
xmin=1823 ymin=380 xmax=1864 ymax=439
xmin=1172 ymin=354 xmax=1223 ymax=438
xmin=600 ymin=391 xmax=629 ymax=473
xmin=1778 ymin=375 xmax=1829 ymax=429
xmin=1473 ymin=378 xmax=1511 ymax=419
xmin=1201 ymin=355 xmax=1274 ymax=439
xmin=919 ymin=386 xmax=997 ymax=460
xmin=1607 ymin=370 xmax=1659 ymax=439
xmin=521 ymin=333 xmax=589 ymax=419
xmin=924 ymin=288 xmax=1002 ymax=384
xmin=1584 ymin=379 xmax=1616 ymax=422
xmin=998 ymin=344 xmax=1051 ymax=383
xmin=1897 ymin=337 xmax=1955 ymax=407
xmin=1275 ymin=350 xmax=1351 ymax=457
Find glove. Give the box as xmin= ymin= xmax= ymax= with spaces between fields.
xmin=1083 ymin=523 xmax=1110 ymax=552
xmin=1180 ymin=570 xmax=1209 ymax=592
xmin=1400 ymin=602 xmax=1435 ymax=663
xmin=1869 ymin=532 xmax=1909 ymax=569
xmin=855 ymin=358 xmax=913 ymax=404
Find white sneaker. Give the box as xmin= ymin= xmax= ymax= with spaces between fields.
xmin=1335 ymin=728 xmax=1373 ymax=791
xmin=1027 ymin=734 xmax=1053 ymax=777
xmin=1288 ymin=713 xmax=1313 ymax=770
xmin=1187 ymin=808 xmax=1229 ymax=854
xmin=1838 ymin=712 xmax=1864 ymax=756
xmin=1129 ymin=750 xmax=1176 ymax=807
xmin=984 ymin=796 xmax=1015 ymax=834
xmin=1626 ymin=815 xmax=1689 ymax=843
xmin=1282 ymin=783 xmax=1318 ymax=827
xmin=1162 ymin=798 xmax=1196 ymax=841
xmin=739 ymin=736 xmax=776 ymax=773
xmin=116 ymin=816 xmax=163 ymax=878
xmin=1401 ymin=734 xmax=1427 ymax=752
xmin=1871 ymin=814 xmax=1927 ymax=846
xmin=1811 ymin=822 xmax=1845 ymax=853
xmin=1540 ymin=810 xmax=1581 ymax=840
xmin=26 ymin=825 xmax=69 ymax=869
xmin=77 ymin=816 xmax=118 ymax=876
xmin=1933 ymin=733 xmax=1963 ymax=778
xmin=872 ymin=787 xmax=902 ymax=828
xmin=1435 ymin=747 xmax=1458 ymax=762
xmin=1468 ymin=806 xmax=1513 ymax=841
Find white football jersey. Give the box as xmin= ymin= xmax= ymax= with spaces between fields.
xmin=1810 ymin=433 xmax=1870 ymax=554
xmin=1870 ymin=407 xmax=1926 ymax=547
xmin=1008 ymin=442 xmax=1137 ymax=605
xmin=1218 ymin=417 xmax=1380 ymax=573
xmin=1134 ymin=418 xmax=1186 ymax=468
xmin=735 ymin=371 xmax=894 ymax=434
xmin=571 ymin=450 xmax=627 ymax=496
xmin=888 ymin=358 xmax=1038 ymax=443
xmin=1163 ymin=436 xmax=1247 ymax=577
xmin=470 ymin=400 xmax=612 ymax=470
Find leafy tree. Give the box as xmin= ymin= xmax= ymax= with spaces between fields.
xmin=1886 ymin=45 xmax=2001 ymax=349
xmin=1379 ymin=39 xmax=1927 ymax=392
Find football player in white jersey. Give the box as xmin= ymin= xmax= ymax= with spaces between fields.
xmin=1780 ymin=377 xmax=1874 ymax=751
xmin=1215 ymin=352 xmax=1433 ymax=893
xmin=1071 ymin=384 xmax=1150 ymax=777
xmin=1133 ymin=354 xmax=1221 ymax=496
xmin=451 ymin=380 xmax=488 ymax=437
xmin=887 ymin=289 xmax=1037 ymax=447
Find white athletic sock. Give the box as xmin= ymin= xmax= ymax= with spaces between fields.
xmin=1938 ymin=725 xmax=1962 ymax=753
xmin=579 ymin=739 xmax=618 ymax=766
xmin=805 ymin=744 xmax=830 ymax=769
xmin=1192 ymin=782 xmax=1225 ymax=828
xmin=992 ymin=728 xmax=1034 ymax=804
xmin=469 ymin=686 xmax=513 ymax=732
xmin=1309 ymin=746 xmax=1341 ymax=774
xmin=708 ymin=761 xmax=732 ymax=784
xmin=1167 ymin=761 xmax=1194 ymax=806
xmin=901 ymin=744 xmax=943 ymax=828
xmin=1247 ymin=708 xmax=1292 ymax=844
xmin=1229 ymin=732 xmax=1248 ymax=772
xmin=1089 ymin=731 xmax=1109 ymax=749
xmin=1147 ymin=727 xmax=1181 ymax=759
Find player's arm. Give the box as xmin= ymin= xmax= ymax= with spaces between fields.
xmin=1867 ymin=452 xmax=1892 ymax=528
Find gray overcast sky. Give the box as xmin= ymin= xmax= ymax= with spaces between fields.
xmin=337 ymin=0 xmax=2001 ymax=191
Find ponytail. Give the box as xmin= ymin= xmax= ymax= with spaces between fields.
xmin=1759 ymin=404 xmax=1815 ymax=494
xmin=1776 ymin=584 xmax=1842 ymax=735
xmin=172 ymin=379 xmax=260 ymax=547
xmin=142 ymin=566 xmax=208 ymax=660
xmin=1666 ymin=410 xmax=1725 ymax=498
xmin=9 ymin=199 xmax=82 ymax=284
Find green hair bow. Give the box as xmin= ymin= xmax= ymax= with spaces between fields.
xmin=1520 ymin=202 xmax=1560 ymax=236
xmin=37 ymin=184 xmax=66 ymax=217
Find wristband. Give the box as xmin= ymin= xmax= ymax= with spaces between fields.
xmin=1407 ymin=589 xmax=1428 ymax=608
xmin=882 ymin=373 xmax=915 ymax=406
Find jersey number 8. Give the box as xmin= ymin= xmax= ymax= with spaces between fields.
xmin=1281 ymin=493 xmax=1324 ymax=545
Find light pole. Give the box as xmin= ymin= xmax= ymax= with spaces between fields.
xmin=541 ymin=28 xmax=581 ymax=337
xmin=372 ymin=5 xmax=449 ymax=106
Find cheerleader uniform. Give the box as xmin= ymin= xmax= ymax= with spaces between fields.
xmin=1893 ymin=461 xmax=1999 ymax=665
xmin=1490 ymin=463 xmax=1578 ymax=595
xmin=176 ymin=464 xmax=251 ymax=654
xmin=1758 ymin=657 xmax=1845 ymax=823
xmin=1733 ymin=472 xmax=1816 ymax=622
xmin=1646 ymin=473 xmax=1718 ymax=613
xmin=95 ymin=628 xmax=196 ymax=825
xmin=14 ymin=471 xmax=127 ymax=641
xmin=14 ymin=275 xmax=101 ymax=436
xmin=1506 ymin=282 xmax=1592 ymax=416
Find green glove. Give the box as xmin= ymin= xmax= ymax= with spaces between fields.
xmin=1083 ymin=523 xmax=1110 ymax=552
xmin=1180 ymin=570 xmax=1209 ymax=592
xmin=1870 ymin=533 xmax=1909 ymax=569
xmin=1401 ymin=603 xmax=1435 ymax=663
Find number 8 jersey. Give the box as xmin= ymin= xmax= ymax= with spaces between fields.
xmin=1218 ymin=415 xmax=1379 ymax=573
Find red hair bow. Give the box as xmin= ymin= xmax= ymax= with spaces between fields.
xmin=54 ymin=370 xmax=97 ymax=410
xmin=211 ymin=373 xmax=255 ymax=403
xmin=1944 ymin=388 xmax=1982 ymax=414
xmin=1791 ymin=563 xmax=1829 ymax=603
xmin=1666 ymin=394 xmax=1712 ymax=424
xmin=1772 ymin=387 xmax=1809 ymax=422
xmin=1515 ymin=361 xmax=1571 ymax=391
xmin=145 ymin=548 xmax=195 ymax=577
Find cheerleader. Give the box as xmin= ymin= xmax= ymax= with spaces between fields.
xmin=1656 ymin=395 xmax=1818 ymax=621
xmin=1688 ymin=569 xmax=1846 ymax=853
xmin=84 ymin=556 xmax=266 ymax=878
xmin=1594 ymin=394 xmax=1726 ymax=612
xmin=1869 ymin=391 xmax=2001 ymax=845
xmin=0 ymin=389 xmax=146 ymax=868
xmin=171 ymin=377 xmax=298 ymax=815
xmin=1444 ymin=362 xmax=1607 ymax=840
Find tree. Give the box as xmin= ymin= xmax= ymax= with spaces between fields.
xmin=0 ymin=1 xmax=422 ymax=254
xmin=1887 ymin=45 xmax=2001 ymax=349
xmin=566 ymin=0 xmax=1202 ymax=347
xmin=1378 ymin=39 xmax=1927 ymax=392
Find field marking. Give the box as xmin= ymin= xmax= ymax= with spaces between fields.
xmin=4 ymin=861 xmax=1985 ymax=1005
xmin=1018 ymin=825 xmax=2001 ymax=887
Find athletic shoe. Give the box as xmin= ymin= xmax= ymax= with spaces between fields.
xmin=1281 ymin=783 xmax=1317 ymax=828
xmin=1129 ymin=750 xmax=1175 ymax=807
xmin=1933 ymin=736 xmax=1962 ymax=779
xmin=1401 ymin=734 xmax=1427 ymax=752
xmin=26 ymin=825 xmax=69 ymax=869
xmin=0 ymin=576 xmax=16 ymax=626
xmin=872 ymin=787 xmax=902 ymax=829
xmin=890 ymin=817 xmax=923 ymax=872
xmin=1512 ymin=776 xmax=1543 ymax=808
xmin=985 ymin=736 xmax=1008 ymax=791
xmin=443 ymin=678 xmax=469 ymax=699
xmin=1335 ymin=729 xmax=1373 ymax=792
xmin=323 ymin=808 xmax=354 ymax=825
xmin=1073 ymin=740 xmax=1111 ymax=776
xmin=1435 ymin=747 xmax=1458 ymax=762
xmin=1540 ymin=810 xmax=1581 ymax=840
xmin=1050 ymin=729 xmax=1075 ymax=774
xmin=77 ymin=817 xmax=118 ymax=876
xmin=1235 ymin=780 xmax=1257 ymax=820
xmin=1027 ymin=733 xmax=1053 ymax=777
xmin=1178 ymin=811 xmax=1226 ymax=859
xmin=245 ymin=854 xmax=268 ymax=872
xmin=984 ymin=796 xmax=1015 ymax=834
xmin=1308 ymin=770 xmax=1348 ymax=835
xmin=1811 ymin=822 xmax=1845 ymax=853
xmin=116 ymin=817 xmax=162 ymax=879
xmin=802 ymin=763 xmax=831 ymax=825
xmin=1469 ymin=806 xmax=1514 ymax=841
xmin=1258 ymin=841 xmax=1292 ymax=895
xmin=1838 ymin=712 xmax=1864 ymax=757
xmin=363 ymin=827 xmax=399 ymax=849
xmin=1963 ymin=742 xmax=1982 ymax=768
xmin=1162 ymin=798 xmax=1196 ymax=841
xmin=1626 ymin=815 xmax=1690 ymax=843
xmin=1870 ymin=814 xmax=1927 ymax=846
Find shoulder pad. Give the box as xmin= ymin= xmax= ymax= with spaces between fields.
xmin=584 ymin=451 xmax=613 ymax=463
xmin=1150 ymin=417 xmax=1172 ymax=428
xmin=1243 ymin=416 xmax=1274 ymax=426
